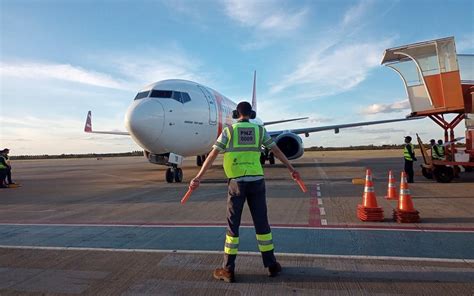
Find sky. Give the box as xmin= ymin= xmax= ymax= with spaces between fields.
xmin=1 ymin=0 xmax=473 ymax=155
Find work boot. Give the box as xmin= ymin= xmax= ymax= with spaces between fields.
xmin=213 ymin=267 xmax=235 ymax=283
xmin=268 ymin=262 xmax=282 ymax=277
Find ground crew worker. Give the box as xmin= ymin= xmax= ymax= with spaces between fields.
xmin=437 ymin=139 xmax=445 ymax=160
xmin=403 ymin=136 xmax=417 ymax=183
xmin=2 ymin=149 xmax=15 ymax=185
xmin=0 ymin=151 xmax=8 ymax=188
xmin=189 ymin=101 xmax=301 ymax=283
xmin=430 ymin=139 xmax=445 ymax=161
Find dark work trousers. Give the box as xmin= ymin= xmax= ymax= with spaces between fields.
xmin=6 ymin=167 xmax=12 ymax=184
xmin=0 ymin=169 xmax=6 ymax=187
xmin=224 ymin=179 xmax=277 ymax=271
xmin=404 ymin=159 xmax=414 ymax=183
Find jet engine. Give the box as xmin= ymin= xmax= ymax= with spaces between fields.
xmin=274 ymin=132 xmax=304 ymax=160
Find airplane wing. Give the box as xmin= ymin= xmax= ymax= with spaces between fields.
xmin=267 ymin=117 xmax=421 ymax=137
xmin=264 ymin=117 xmax=309 ymax=126
xmin=84 ymin=111 xmax=130 ymax=135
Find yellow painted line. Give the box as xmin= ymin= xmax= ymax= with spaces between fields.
xmin=352 ymin=178 xmax=365 ymax=185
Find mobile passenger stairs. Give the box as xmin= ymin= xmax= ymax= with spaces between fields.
xmin=381 ymin=37 xmax=474 ymax=183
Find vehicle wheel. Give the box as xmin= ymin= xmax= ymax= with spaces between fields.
xmin=166 ymin=168 xmax=174 ymax=183
xmin=197 ymin=156 xmax=203 ymax=167
xmin=260 ymin=153 xmax=266 ymax=165
xmin=269 ymin=153 xmax=275 ymax=165
xmin=433 ymin=166 xmax=454 ymax=183
xmin=421 ymin=167 xmax=433 ymax=179
xmin=174 ymin=168 xmax=183 ymax=183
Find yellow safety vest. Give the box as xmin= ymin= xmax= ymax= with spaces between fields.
xmin=223 ymin=122 xmax=264 ymax=179
xmin=403 ymin=144 xmax=415 ymax=161
xmin=0 ymin=156 xmax=6 ymax=169
xmin=436 ymin=144 xmax=445 ymax=158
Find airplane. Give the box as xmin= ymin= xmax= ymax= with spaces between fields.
xmin=85 ymin=72 xmax=416 ymax=183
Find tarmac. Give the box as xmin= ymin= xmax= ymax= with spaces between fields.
xmin=0 ymin=150 xmax=473 ymax=295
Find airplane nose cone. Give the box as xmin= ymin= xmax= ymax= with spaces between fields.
xmin=125 ymin=99 xmax=165 ymax=151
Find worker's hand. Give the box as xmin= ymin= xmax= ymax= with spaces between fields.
xmin=291 ymin=170 xmax=300 ymax=180
xmin=190 ymin=178 xmax=201 ymax=190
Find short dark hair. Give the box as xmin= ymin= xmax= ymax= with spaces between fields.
xmin=236 ymin=101 xmax=252 ymax=117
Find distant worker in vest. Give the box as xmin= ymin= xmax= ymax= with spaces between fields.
xmin=430 ymin=139 xmax=445 ymax=161
xmin=403 ymin=136 xmax=417 ymax=183
xmin=437 ymin=139 xmax=446 ymax=160
xmin=2 ymin=149 xmax=15 ymax=185
xmin=0 ymin=150 xmax=8 ymax=188
xmin=189 ymin=101 xmax=301 ymax=283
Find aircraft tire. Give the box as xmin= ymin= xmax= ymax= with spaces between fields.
xmin=197 ymin=156 xmax=203 ymax=167
xmin=166 ymin=168 xmax=174 ymax=183
xmin=269 ymin=153 xmax=275 ymax=165
xmin=174 ymin=168 xmax=183 ymax=183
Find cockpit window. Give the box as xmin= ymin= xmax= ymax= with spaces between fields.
xmin=181 ymin=92 xmax=191 ymax=103
xmin=149 ymin=89 xmax=191 ymax=103
xmin=134 ymin=91 xmax=150 ymax=100
xmin=150 ymin=90 xmax=173 ymax=98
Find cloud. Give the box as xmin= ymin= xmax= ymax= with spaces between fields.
xmin=269 ymin=39 xmax=393 ymax=98
xmin=342 ymin=0 xmax=373 ymax=27
xmin=223 ymin=0 xmax=308 ymax=32
xmin=0 ymin=62 xmax=125 ymax=89
xmin=1 ymin=47 xmax=211 ymax=92
xmin=362 ymin=99 xmax=410 ymax=115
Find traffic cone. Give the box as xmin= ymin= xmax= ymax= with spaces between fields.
xmin=393 ymin=172 xmax=420 ymax=223
xmin=357 ymin=169 xmax=384 ymax=222
xmin=384 ymin=170 xmax=398 ymax=200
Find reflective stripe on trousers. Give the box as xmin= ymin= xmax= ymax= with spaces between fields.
xmin=224 ymin=234 xmax=239 ymax=255
xmin=256 ymin=233 xmax=274 ymax=252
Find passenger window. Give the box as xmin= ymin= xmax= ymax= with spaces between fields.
xmin=134 ymin=91 xmax=150 ymax=100
xmin=150 ymin=90 xmax=173 ymax=98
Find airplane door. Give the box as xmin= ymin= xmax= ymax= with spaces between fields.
xmin=198 ymin=86 xmax=217 ymax=125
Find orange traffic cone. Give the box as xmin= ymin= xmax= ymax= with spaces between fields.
xmin=357 ymin=169 xmax=384 ymax=222
xmin=384 ymin=170 xmax=398 ymax=200
xmin=393 ymin=172 xmax=420 ymax=223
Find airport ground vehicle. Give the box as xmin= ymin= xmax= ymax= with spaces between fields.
xmin=382 ymin=37 xmax=474 ymax=182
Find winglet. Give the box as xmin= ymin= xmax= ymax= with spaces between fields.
xmin=84 ymin=111 xmax=92 ymax=133
xmin=251 ymin=70 xmax=257 ymax=113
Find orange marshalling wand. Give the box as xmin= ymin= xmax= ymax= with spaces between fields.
xmin=180 ymin=188 xmax=195 ymax=205
xmin=295 ymin=175 xmax=308 ymax=193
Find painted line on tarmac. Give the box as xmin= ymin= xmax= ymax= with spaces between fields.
xmin=1 ymin=245 xmax=472 ymax=264
xmin=0 ymin=222 xmax=473 ymax=232
xmin=308 ymin=185 xmax=321 ymax=227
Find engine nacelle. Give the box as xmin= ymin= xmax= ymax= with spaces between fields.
xmin=274 ymin=132 xmax=304 ymax=160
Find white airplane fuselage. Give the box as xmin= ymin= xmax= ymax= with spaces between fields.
xmin=125 ymin=79 xmax=260 ymax=157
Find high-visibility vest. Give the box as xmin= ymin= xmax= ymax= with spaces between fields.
xmin=223 ymin=122 xmax=264 ymax=179
xmin=403 ymin=144 xmax=415 ymax=161
xmin=436 ymin=144 xmax=445 ymax=158
xmin=0 ymin=156 xmax=6 ymax=169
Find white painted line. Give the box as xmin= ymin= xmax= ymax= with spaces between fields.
xmin=321 ymin=219 xmax=328 ymax=225
xmin=0 ymin=223 xmax=473 ymax=233
xmin=317 ymin=198 xmax=323 ymax=205
xmin=316 ymin=191 xmax=321 ymax=197
xmin=0 ymin=245 xmax=471 ymax=264
xmin=320 ymin=208 xmax=326 ymax=216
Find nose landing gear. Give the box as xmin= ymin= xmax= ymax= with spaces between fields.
xmin=166 ymin=166 xmax=183 ymax=183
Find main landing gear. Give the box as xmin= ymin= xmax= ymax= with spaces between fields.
xmin=260 ymin=151 xmax=275 ymax=165
xmin=196 ymin=155 xmax=207 ymax=167
xmin=166 ymin=166 xmax=183 ymax=183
